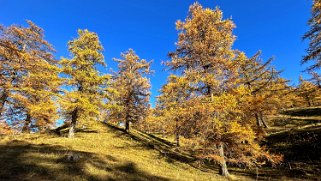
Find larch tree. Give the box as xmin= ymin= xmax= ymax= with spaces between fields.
xmin=157 ymin=75 xmax=191 ymax=146
xmin=60 ymin=29 xmax=108 ymax=138
xmin=237 ymin=51 xmax=289 ymax=131
xmin=310 ymin=71 xmax=321 ymax=88
xmin=302 ymin=0 xmax=321 ymax=109
xmin=112 ymin=49 xmax=152 ymax=132
xmin=165 ymin=3 xmax=281 ymax=176
xmin=0 ymin=21 xmax=60 ymax=132
xmin=166 ymin=2 xmax=237 ymax=176
xmin=135 ymin=107 xmax=169 ymax=137
xmin=303 ymin=0 xmax=321 ymax=71
xmin=296 ymin=76 xmax=321 ymax=107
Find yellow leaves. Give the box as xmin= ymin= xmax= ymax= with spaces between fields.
xmin=59 ymin=29 xmax=108 ymax=127
xmin=110 ymin=49 xmax=152 ymax=126
xmin=205 ymin=154 xmax=225 ymax=163
xmin=158 ymin=2 xmax=287 ymax=168
xmin=0 ymin=20 xmax=60 ymax=130
xmin=295 ymin=76 xmax=321 ymax=106
xmin=208 ymin=93 xmax=238 ymax=113
xmin=169 ymin=2 xmax=236 ymax=77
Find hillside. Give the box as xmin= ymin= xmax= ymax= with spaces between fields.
xmin=265 ymin=106 xmax=321 ymax=180
xmin=1 ymin=106 xmax=321 ymax=181
xmin=0 ymin=123 xmax=231 ymax=181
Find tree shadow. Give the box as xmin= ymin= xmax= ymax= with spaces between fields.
xmin=104 ymin=122 xmax=321 ymax=180
xmin=0 ymin=140 xmax=169 ymax=181
xmin=282 ymin=107 xmax=321 ymax=117
xmin=105 ymin=123 xmax=196 ymax=164
xmin=272 ymin=118 xmax=321 ymax=128
xmin=263 ymin=126 xmax=321 ymax=180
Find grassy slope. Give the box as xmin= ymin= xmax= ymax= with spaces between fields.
xmin=1 ymin=106 xmax=321 ymax=181
xmin=265 ymin=106 xmax=321 ymax=180
xmin=0 ymin=123 xmax=231 ymax=181
xmin=268 ymin=107 xmax=321 ymax=133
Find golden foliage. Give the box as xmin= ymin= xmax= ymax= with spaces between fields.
xmin=110 ymin=49 xmax=152 ymax=131
xmin=59 ymin=29 xmax=109 ymax=137
xmin=0 ymin=21 xmax=60 ymax=132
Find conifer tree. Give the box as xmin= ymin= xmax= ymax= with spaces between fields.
xmin=157 ymin=75 xmax=190 ymax=146
xmin=237 ymin=51 xmax=289 ymax=130
xmin=296 ymin=76 xmax=321 ymax=107
xmin=310 ymin=71 xmax=321 ymax=88
xmin=112 ymin=49 xmax=152 ymax=132
xmin=303 ymin=0 xmax=321 ymax=107
xmin=165 ymin=3 xmax=281 ymax=176
xmin=0 ymin=21 xmax=60 ymax=132
xmin=303 ymin=0 xmax=321 ymax=71
xmin=166 ymin=3 xmax=237 ymax=176
xmin=60 ymin=29 xmax=108 ymax=138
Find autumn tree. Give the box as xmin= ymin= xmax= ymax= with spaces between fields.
xmin=0 ymin=21 xmax=60 ymax=132
xmin=166 ymin=2 xmax=238 ymax=176
xmin=303 ymin=0 xmax=321 ymax=72
xmin=296 ymin=76 xmax=321 ymax=107
xmin=165 ymin=3 xmax=281 ymax=176
xmin=302 ymin=0 xmax=321 ymax=108
xmin=310 ymin=71 xmax=321 ymax=88
xmin=60 ymin=29 xmax=108 ymax=138
xmin=112 ymin=49 xmax=152 ymax=132
xmin=237 ymin=51 xmax=289 ymax=130
xmin=157 ymin=75 xmax=191 ymax=146
xmin=135 ymin=107 xmax=169 ymax=136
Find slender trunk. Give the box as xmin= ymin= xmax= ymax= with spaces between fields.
xmin=125 ymin=120 xmax=130 ymax=132
xmin=124 ymin=95 xmax=131 ymax=132
xmin=175 ymin=118 xmax=180 ymax=147
xmin=162 ymin=127 xmax=165 ymax=138
xmin=175 ymin=132 xmax=180 ymax=147
xmin=68 ymin=109 xmax=78 ymax=138
xmin=255 ymin=113 xmax=263 ymax=127
xmin=260 ymin=113 xmax=268 ymax=128
xmin=22 ymin=114 xmax=31 ymax=133
xmin=218 ymin=142 xmax=229 ymax=177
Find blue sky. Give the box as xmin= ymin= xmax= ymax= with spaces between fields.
xmin=0 ymin=0 xmax=312 ymax=105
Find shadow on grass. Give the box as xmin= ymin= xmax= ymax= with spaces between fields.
xmin=264 ymin=126 xmax=321 ymax=180
xmin=0 ymin=140 xmax=169 ymax=181
xmin=105 ymin=123 xmax=321 ymax=180
xmin=267 ymin=126 xmax=321 ymax=162
xmin=105 ymin=123 xmax=196 ymax=164
xmin=282 ymin=107 xmax=321 ymax=117
xmin=272 ymin=118 xmax=321 ymax=128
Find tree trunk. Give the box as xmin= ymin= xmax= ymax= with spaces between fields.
xmin=218 ymin=142 xmax=229 ymax=177
xmin=22 ymin=114 xmax=31 ymax=133
xmin=175 ymin=131 xmax=180 ymax=147
xmin=125 ymin=120 xmax=130 ymax=132
xmin=68 ymin=109 xmax=78 ymax=138
xmin=255 ymin=112 xmax=268 ymax=129
xmin=260 ymin=113 xmax=269 ymax=128
xmin=162 ymin=127 xmax=165 ymax=138
xmin=175 ymin=118 xmax=180 ymax=147
xmin=255 ymin=113 xmax=263 ymax=127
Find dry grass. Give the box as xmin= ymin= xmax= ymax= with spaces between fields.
xmin=263 ymin=106 xmax=321 ymax=180
xmin=0 ymin=123 xmax=233 ymax=181
xmin=2 ymin=106 xmax=321 ymax=181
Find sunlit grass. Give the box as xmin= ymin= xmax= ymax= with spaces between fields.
xmin=0 ymin=123 xmax=231 ymax=181
xmin=2 ymin=107 xmax=321 ymax=181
